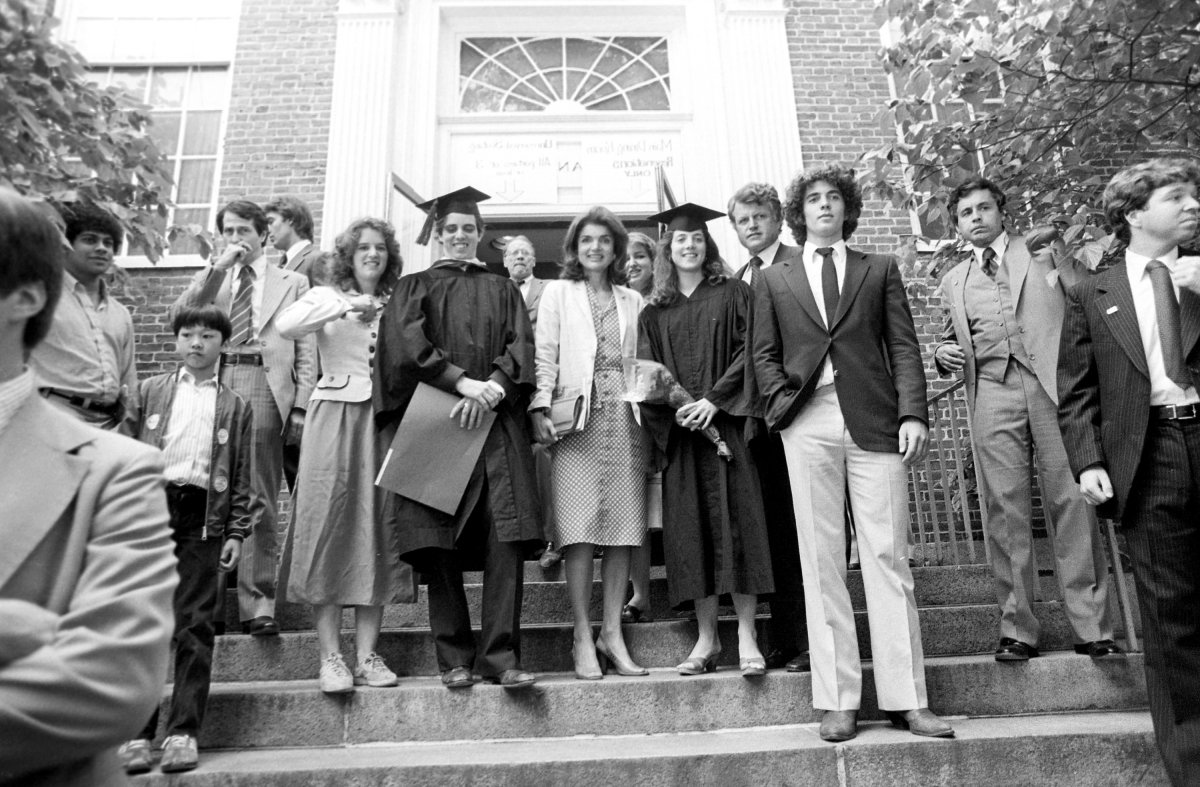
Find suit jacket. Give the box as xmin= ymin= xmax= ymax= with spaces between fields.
xmin=752 ymin=246 xmax=927 ymax=449
xmin=0 ymin=397 xmax=177 ymax=786
xmin=518 ymin=276 xmax=548 ymax=327
xmin=530 ymin=279 xmax=643 ymax=423
xmin=936 ymin=234 xmax=1087 ymax=409
xmin=173 ymin=261 xmax=318 ymax=422
xmin=283 ymin=241 xmax=325 ymax=287
xmin=1057 ymin=262 xmax=1200 ymax=521
xmin=732 ymin=242 xmax=798 ymax=281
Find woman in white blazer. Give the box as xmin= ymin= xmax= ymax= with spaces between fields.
xmin=276 ymin=219 xmax=415 ymax=695
xmin=530 ymin=206 xmax=649 ymax=680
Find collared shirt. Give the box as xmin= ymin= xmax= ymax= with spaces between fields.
xmin=29 ymin=272 xmax=136 ymax=404
xmin=283 ymin=239 xmax=311 ymax=268
xmin=972 ymin=232 xmax=1009 ymax=272
xmin=738 ymin=238 xmax=785 ymax=285
xmin=514 ymin=276 xmax=532 ymax=303
xmin=0 ymin=370 xmax=34 ymax=438
xmin=1125 ymin=248 xmax=1200 ymax=407
xmin=161 ymin=367 xmax=219 ymax=487
xmin=231 ymin=253 xmax=268 ymax=342
xmin=802 ymin=239 xmax=848 ymax=388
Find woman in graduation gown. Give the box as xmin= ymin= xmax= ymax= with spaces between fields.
xmin=530 ymin=206 xmax=649 ymax=680
xmin=276 ymin=218 xmax=416 ymax=694
xmin=637 ymin=203 xmax=774 ymax=677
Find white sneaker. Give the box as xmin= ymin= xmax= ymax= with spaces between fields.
xmin=159 ymin=734 xmax=199 ymax=773
xmin=354 ymin=652 xmax=399 ymax=687
xmin=117 ymin=738 xmax=153 ymax=774
xmin=319 ymin=652 xmax=354 ymax=694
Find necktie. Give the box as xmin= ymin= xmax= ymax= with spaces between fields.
xmin=981 ymin=247 xmax=998 ymax=278
xmin=279 ymin=252 xmax=288 ymax=269
xmin=748 ymin=255 xmax=763 ymax=289
xmin=818 ymin=247 xmax=838 ymax=328
xmin=230 ymin=265 xmax=256 ymax=346
xmin=1146 ymin=259 xmax=1189 ymax=388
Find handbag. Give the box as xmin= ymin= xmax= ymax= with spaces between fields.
xmin=549 ymin=387 xmax=586 ymax=436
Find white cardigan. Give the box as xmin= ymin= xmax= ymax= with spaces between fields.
xmin=530 ymin=279 xmax=643 ymax=422
xmin=276 ymin=285 xmax=379 ymax=404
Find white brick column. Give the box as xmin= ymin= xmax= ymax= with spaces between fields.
xmin=320 ymin=0 xmax=404 ymax=246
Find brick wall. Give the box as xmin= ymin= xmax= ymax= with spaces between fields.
xmin=218 ymin=0 xmax=339 ymax=226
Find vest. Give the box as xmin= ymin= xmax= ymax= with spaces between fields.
xmin=963 ymin=259 xmax=1033 ymax=383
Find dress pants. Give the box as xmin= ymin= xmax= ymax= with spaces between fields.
xmin=424 ymin=489 xmax=526 ymax=678
xmin=220 ymin=363 xmax=283 ymax=622
xmin=1121 ymin=417 xmax=1200 ymax=787
xmin=142 ymin=485 xmax=222 ymax=740
xmin=748 ymin=431 xmax=808 ymax=655
xmin=973 ymin=362 xmax=1112 ymax=645
xmin=779 ymin=386 xmax=926 ymax=711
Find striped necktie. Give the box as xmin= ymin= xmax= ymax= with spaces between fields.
xmin=229 ymin=265 xmax=256 ymax=346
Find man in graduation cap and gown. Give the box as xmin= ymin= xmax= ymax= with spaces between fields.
xmin=374 ymin=187 xmax=542 ymax=690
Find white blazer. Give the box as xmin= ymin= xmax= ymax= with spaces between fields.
xmin=531 ymin=279 xmax=643 ymax=422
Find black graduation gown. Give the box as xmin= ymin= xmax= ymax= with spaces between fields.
xmin=637 ymin=277 xmax=774 ymax=608
xmin=374 ymin=260 xmax=542 ymax=571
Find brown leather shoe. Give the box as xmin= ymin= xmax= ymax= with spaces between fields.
xmin=483 ymin=669 xmax=537 ymax=690
xmin=819 ymin=709 xmax=857 ymax=742
xmin=886 ymin=708 xmax=955 ymax=738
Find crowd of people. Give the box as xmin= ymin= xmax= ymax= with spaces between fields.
xmin=1 ymin=156 xmax=1197 ymax=785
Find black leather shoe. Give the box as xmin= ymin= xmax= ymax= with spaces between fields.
xmin=1074 ymin=639 xmax=1126 ymax=661
xmin=483 ymin=669 xmax=537 ymax=690
xmin=995 ymin=637 xmax=1039 ymax=661
xmin=764 ymin=647 xmax=800 ymax=670
xmin=786 ymin=652 xmax=811 ymax=672
xmin=241 ymin=616 xmax=280 ymax=636
xmin=620 ymin=603 xmax=652 ymax=624
xmin=441 ymin=666 xmax=475 ymax=689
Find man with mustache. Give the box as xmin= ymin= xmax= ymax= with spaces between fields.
xmin=934 ymin=176 xmax=1118 ymax=665
xmin=29 ymin=202 xmax=138 ymax=433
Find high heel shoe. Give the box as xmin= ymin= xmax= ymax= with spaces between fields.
xmin=676 ymin=648 xmax=721 ymax=675
xmin=572 ymin=642 xmax=603 ymax=681
xmin=595 ymin=636 xmax=648 ymax=676
xmin=739 ymin=656 xmax=766 ymax=677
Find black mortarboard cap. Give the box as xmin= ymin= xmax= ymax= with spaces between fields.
xmin=415 ymin=186 xmax=490 ymax=246
xmin=646 ymin=202 xmax=725 ymax=233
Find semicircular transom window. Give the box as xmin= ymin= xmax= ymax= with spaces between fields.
xmin=460 ymin=36 xmax=671 ymax=113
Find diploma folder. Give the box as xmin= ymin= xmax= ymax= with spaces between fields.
xmin=375 ymin=382 xmax=496 ymax=515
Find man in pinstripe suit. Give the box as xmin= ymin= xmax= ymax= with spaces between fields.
xmin=1058 ymin=158 xmax=1200 ymax=786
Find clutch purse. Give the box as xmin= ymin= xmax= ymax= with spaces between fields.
xmin=549 ymin=387 xmax=586 ymax=436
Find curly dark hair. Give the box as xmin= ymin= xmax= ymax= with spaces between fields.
xmin=329 ymin=218 xmax=403 ymax=296
xmin=1103 ymin=158 xmax=1200 ymax=243
xmin=947 ymin=176 xmax=1007 ymax=222
xmin=646 ymin=228 xmax=728 ymax=307
xmin=60 ymin=200 xmax=123 ymax=254
xmin=559 ymin=206 xmax=629 ymax=284
xmin=783 ymin=164 xmax=863 ymax=244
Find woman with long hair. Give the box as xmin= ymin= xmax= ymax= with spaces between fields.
xmin=637 ymin=203 xmax=774 ymax=677
xmin=530 ymin=206 xmax=649 ymax=680
xmin=277 ymin=218 xmax=415 ymax=694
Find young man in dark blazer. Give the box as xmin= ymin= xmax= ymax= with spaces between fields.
xmin=1058 ymin=158 xmax=1200 ymax=786
xmin=753 ymin=164 xmax=951 ymax=742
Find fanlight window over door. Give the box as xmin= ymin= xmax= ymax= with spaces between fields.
xmin=459 ymin=36 xmax=671 ymax=113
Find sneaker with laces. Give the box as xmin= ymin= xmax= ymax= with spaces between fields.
xmin=117 ymin=738 xmax=153 ymax=775
xmin=319 ymin=652 xmax=354 ymax=693
xmin=159 ymin=734 xmax=199 ymax=773
xmin=354 ymin=651 xmax=399 ymax=687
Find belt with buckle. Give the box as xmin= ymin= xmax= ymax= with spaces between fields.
xmin=1152 ymin=402 xmax=1200 ymax=421
xmin=220 ymin=352 xmax=263 ymax=366
xmin=40 ymin=388 xmax=120 ymax=416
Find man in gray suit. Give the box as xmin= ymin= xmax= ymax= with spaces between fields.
xmin=933 ymin=176 xmax=1118 ymax=662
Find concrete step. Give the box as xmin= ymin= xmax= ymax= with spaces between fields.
xmin=172 ymin=652 xmax=1146 ymax=749
xmin=204 ymin=600 xmax=1095 ymax=682
xmin=132 ymin=710 xmax=1166 ymax=785
xmin=223 ymin=563 xmax=1082 ymax=631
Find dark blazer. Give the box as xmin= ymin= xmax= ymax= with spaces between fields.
xmin=284 ymin=242 xmax=325 ymax=287
xmin=1057 ymin=261 xmax=1200 ymax=521
xmin=733 ymin=242 xmax=798 ymax=281
xmin=752 ymin=246 xmax=927 ymax=449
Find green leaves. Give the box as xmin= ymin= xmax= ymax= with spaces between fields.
xmin=0 ymin=0 xmax=176 ymax=261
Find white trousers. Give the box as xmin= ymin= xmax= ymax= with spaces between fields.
xmin=779 ymin=385 xmax=927 ymax=711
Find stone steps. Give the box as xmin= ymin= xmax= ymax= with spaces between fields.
xmin=179 ymin=652 xmax=1147 ymax=749
xmin=130 ymin=710 xmax=1167 ymax=786
xmin=203 ymin=600 xmax=1090 ymax=682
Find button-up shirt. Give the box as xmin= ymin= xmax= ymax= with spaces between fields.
xmin=803 ymin=240 xmax=847 ymax=388
xmin=972 ymin=232 xmax=1009 ymax=272
xmin=1126 ymin=249 xmax=1200 ymax=406
xmin=738 ymin=238 xmax=785 ymax=285
xmin=29 ymin=272 xmax=137 ymax=405
xmin=161 ymin=367 xmax=219 ymax=487
xmin=0 ymin=370 xmax=34 ymax=438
